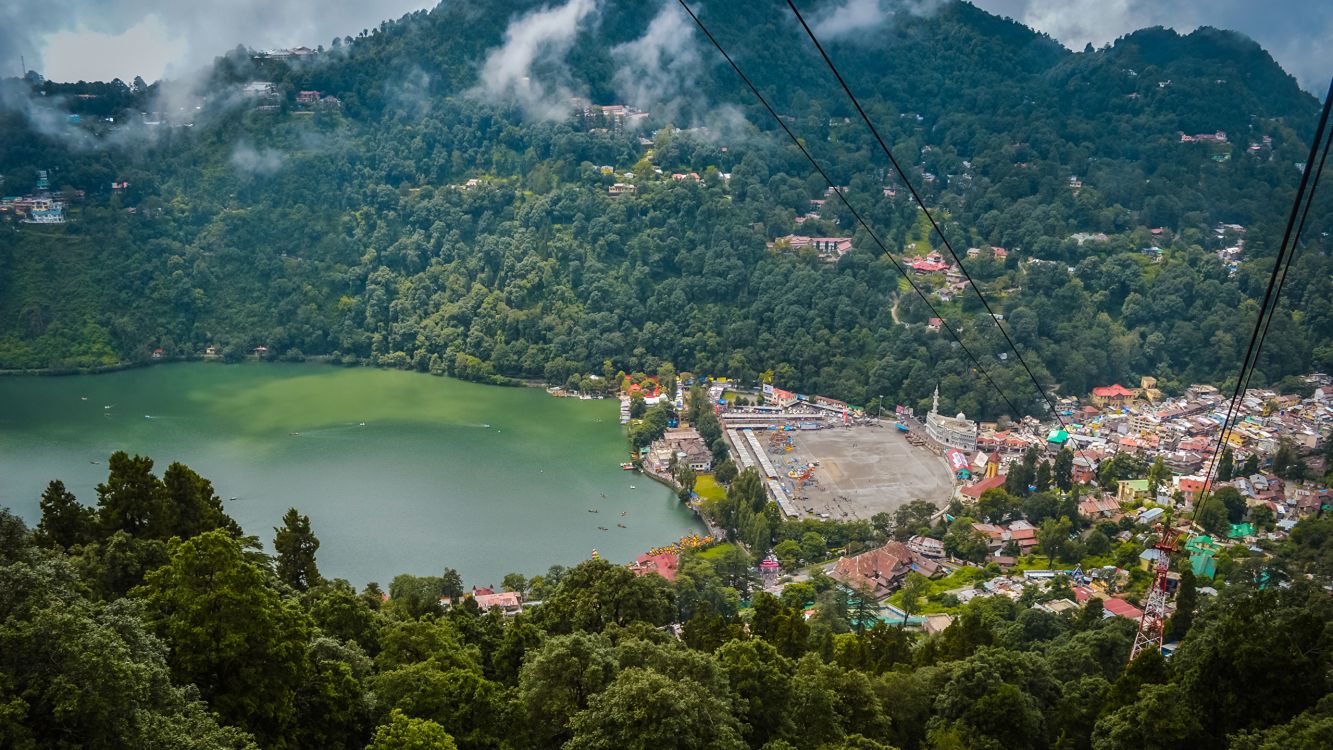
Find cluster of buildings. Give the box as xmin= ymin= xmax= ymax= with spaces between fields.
xmin=1 ymin=170 xmax=71 ymax=224
xmin=1246 ymin=135 xmax=1274 ymax=156
xmin=573 ymin=101 xmax=649 ymax=131
xmin=933 ymin=374 xmax=1331 ymax=534
xmin=240 ymin=82 xmax=341 ymax=112
xmin=767 ymin=234 xmax=854 ymax=262
xmin=827 ymin=531 xmax=1201 ymax=633
xmin=904 ymin=247 xmax=1008 ymax=302
xmin=253 ymin=47 xmax=316 ymax=60
xmin=439 ymin=585 xmax=525 ymax=615
xmin=1179 ymin=130 xmax=1228 ymax=144
xmin=1214 ymin=222 xmax=1245 ymax=275
xmin=828 ymin=532 xmax=1155 ymax=628
xmin=642 ymin=427 xmax=713 ymax=475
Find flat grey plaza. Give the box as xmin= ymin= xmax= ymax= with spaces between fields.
xmin=769 ymin=425 xmax=955 ymax=520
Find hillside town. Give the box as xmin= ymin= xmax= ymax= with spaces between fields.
xmin=0 ymin=170 xmax=73 ymax=224
xmin=567 ymin=367 xmax=1333 ymax=641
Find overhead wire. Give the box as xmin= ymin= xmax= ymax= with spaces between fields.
xmin=1237 ymin=119 xmax=1333 ymax=401
xmin=673 ymin=0 xmax=1026 ymax=419
xmin=1193 ymin=76 xmax=1333 ymax=522
xmin=783 ymin=0 xmax=1095 ymax=470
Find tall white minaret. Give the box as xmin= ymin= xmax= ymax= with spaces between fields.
xmin=931 ymin=384 xmax=940 ymax=415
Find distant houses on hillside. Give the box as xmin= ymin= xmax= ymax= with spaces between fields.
xmin=767 ymin=234 xmax=853 ymax=262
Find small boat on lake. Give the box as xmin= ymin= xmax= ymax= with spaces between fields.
xmin=617 ymin=523 xmax=627 ymax=529
xmin=598 ymin=526 xmax=609 ymax=531
xmin=629 ymin=485 xmax=636 ymax=490
xmin=588 ymin=508 xmax=599 ymax=513
xmin=620 ymin=462 xmax=634 ymax=470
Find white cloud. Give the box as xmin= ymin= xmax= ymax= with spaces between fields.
xmin=230 ymin=141 xmax=284 ymax=175
xmin=7 ymin=0 xmax=434 ymax=84
xmin=610 ymin=1 xmax=702 ymax=121
xmin=811 ymin=0 xmax=892 ymax=38
xmin=475 ymin=0 xmax=599 ymax=119
xmin=808 ymin=0 xmax=945 ymax=40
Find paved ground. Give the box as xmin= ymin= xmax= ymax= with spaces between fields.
xmin=772 ymin=423 xmax=955 ymax=520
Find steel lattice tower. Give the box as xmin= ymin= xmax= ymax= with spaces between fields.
xmin=1129 ymin=532 xmax=1177 ymax=661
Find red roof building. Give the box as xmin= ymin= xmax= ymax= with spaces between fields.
xmin=1079 ymin=495 xmax=1122 ymax=518
xmin=959 ymin=473 xmax=1007 ymax=500
xmin=472 ymin=591 xmax=523 ymax=613
xmin=829 ymin=540 xmax=940 ymax=599
xmin=1177 ymin=477 xmax=1211 ymax=506
xmin=1091 ymin=384 xmax=1137 ymax=407
xmin=911 ymin=258 xmax=950 ymax=274
xmin=627 ymin=378 xmax=662 ymax=399
xmin=629 ymin=552 xmax=679 ymax=582
xmin=1102 ymin=598 xmax=1144 ymax=620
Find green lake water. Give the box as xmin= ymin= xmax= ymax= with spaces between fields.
xmin=0 ymin=363 xmax=701 ymax=587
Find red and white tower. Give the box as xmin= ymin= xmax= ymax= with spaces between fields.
xmin=1129 ymin=529 xmax=1177 ymax=661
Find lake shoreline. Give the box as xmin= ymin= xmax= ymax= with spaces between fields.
xmin=0 ymin=362 xmax=702 ymax=585
xmin=0 ymin=356 xmax=540 ymax=390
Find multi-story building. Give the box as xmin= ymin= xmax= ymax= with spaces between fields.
xmin=925 ymin=386 xmax=978 ymax=451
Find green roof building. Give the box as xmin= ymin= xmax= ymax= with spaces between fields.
xmin=1187 ymin=534 xmax=1219 ymax=579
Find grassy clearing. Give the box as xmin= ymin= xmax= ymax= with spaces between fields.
xmin=694 ymin=542 xmax=743 ymax=563
xmin=885 ymin=565 xmax=991 ymax=613
xmin=694 ymin=474 xmax=727 ymax=502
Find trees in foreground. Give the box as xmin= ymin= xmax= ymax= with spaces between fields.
xmin=5 ymin=454 xmax=1333 ymax=749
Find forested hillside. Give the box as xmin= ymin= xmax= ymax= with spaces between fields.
xmin=0 ymin=0 xmax=1328 ymax=417
xmin=5 ymin=455 xmax=1333 ymax=749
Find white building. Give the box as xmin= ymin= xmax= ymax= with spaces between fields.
xmin=925 ymin=386 xmax=978 ymax=451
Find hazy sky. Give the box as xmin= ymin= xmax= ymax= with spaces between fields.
xmin=3 ymin=0 xmax=1328 ymax=93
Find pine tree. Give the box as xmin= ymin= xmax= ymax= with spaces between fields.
xmin=1148 ymin=456 xmax=1170 ymax=498
xmin=1165 ymin=569 xmax=1197 ymax=641
xmin=35 ymin=480 xmax=96 ymax=549
xmin=1241 ymin=453 xmax=1260 ymax=477
xmin=1036 ymin=461 xmax=1053 ymax=492
xmin=1054 ymin=447 xmax=1074 ymax=491
xmin=96 ymin=451 xmax=168 ymax=538
xmin=440 ymin=567 xmax=465 ymax=600
xmin=273 ymin=507 xmax=322 ymax=591
xmin=1216 ymin=447 xmax=1235 ymax=482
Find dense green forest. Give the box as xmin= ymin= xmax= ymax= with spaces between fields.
xmin=5 ymin=452 xmax=1333 ymax=749
xmin=1 ymin=0 xmax=1329 ymax=419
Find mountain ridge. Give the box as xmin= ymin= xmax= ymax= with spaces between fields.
xmin=0 ymin=0 xmax=1327 ymax=418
